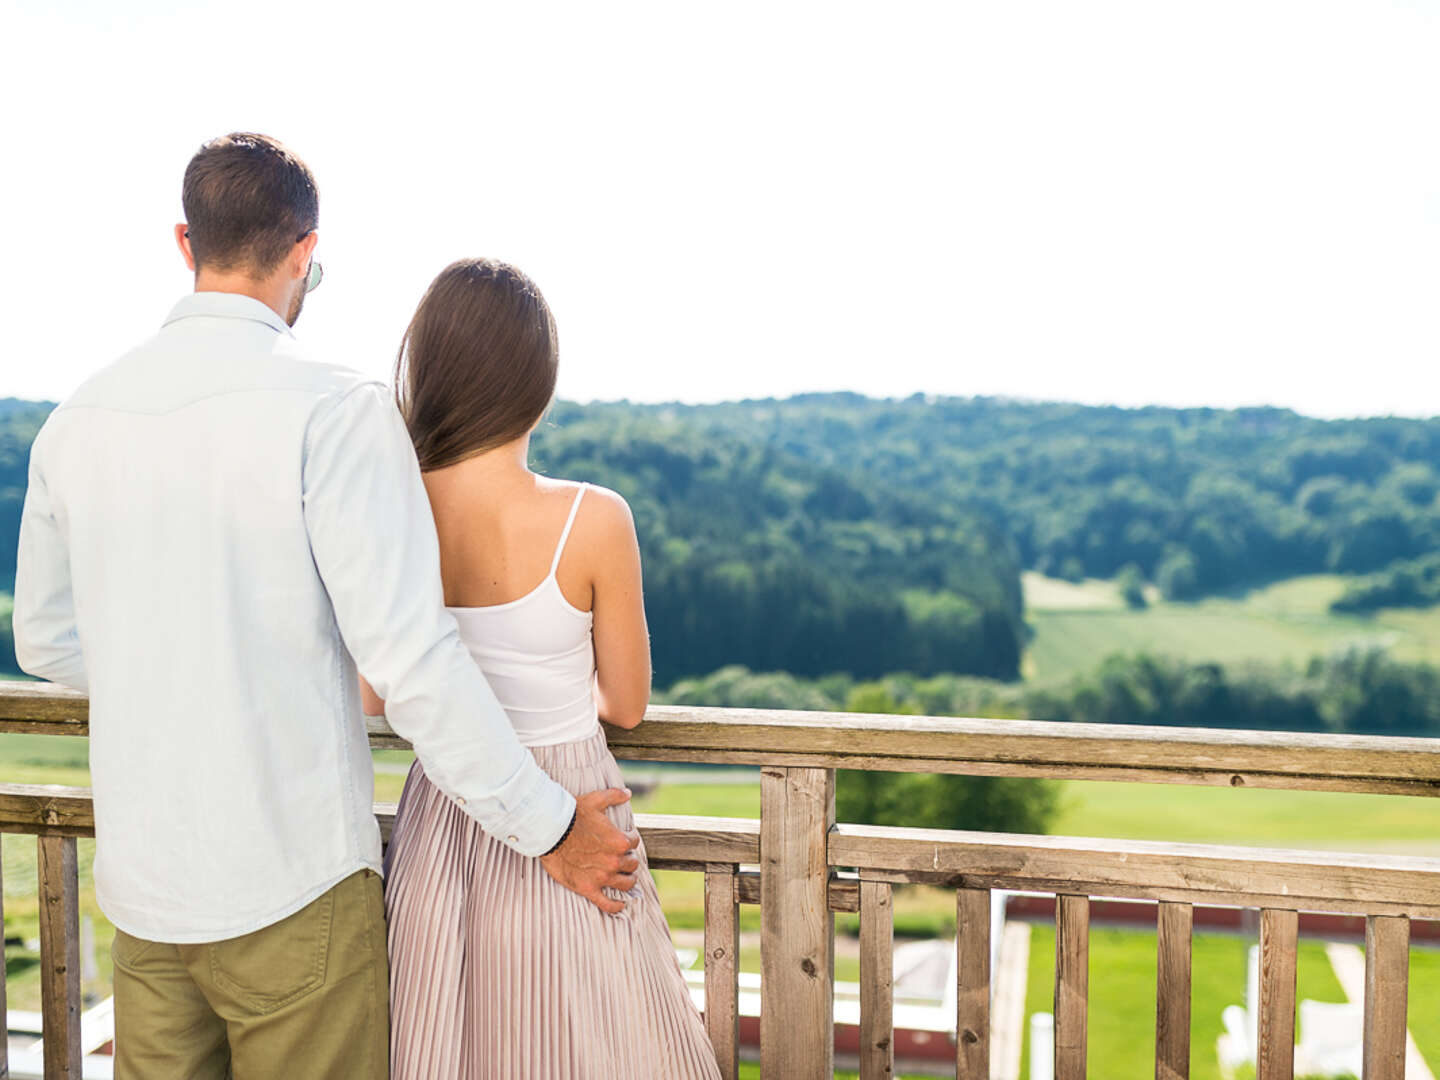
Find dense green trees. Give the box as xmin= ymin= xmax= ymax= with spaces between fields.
xmin=535 ymin=395 xmax=1440 ymax=611
xmin=8 ymin=391 xmax=1440 ymax=682
xmin=531 ymin=400 xmax=1026 ymax=682
xmin=662 ymin=649 xmax=1440 ymax=741
xmin=1331 ymin=552 xmax=1440 ymax=613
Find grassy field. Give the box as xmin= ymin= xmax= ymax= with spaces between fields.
xmin=1016 ymin=925 xmax=1349 ymax=1080
xmin=1022 ymin=572 xmax=1440 ymax=683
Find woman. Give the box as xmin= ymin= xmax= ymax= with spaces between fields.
xmin=365 ymin=259 xmax=721 ymax=1079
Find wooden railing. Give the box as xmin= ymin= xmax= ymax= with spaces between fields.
xmin=4 ymin=682 xmax=1440 ymax=1078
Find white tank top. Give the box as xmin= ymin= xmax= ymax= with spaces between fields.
xmin=448 ymin=484 xmax=600 ymax=747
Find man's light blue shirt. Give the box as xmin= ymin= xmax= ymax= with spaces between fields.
xmin=13 ymin=292 xmax=575 ymax=943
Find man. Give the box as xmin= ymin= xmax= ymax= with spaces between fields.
xmin=13 ymin=132 xmax=640 ymax=1078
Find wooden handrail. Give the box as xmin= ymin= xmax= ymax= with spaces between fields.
xmin=8 ymin=680 xmax=1440 ymax=795
xmin=5 ymin=780 xmax=1439 ymax=919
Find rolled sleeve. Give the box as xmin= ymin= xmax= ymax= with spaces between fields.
xmin=301 ymin=383 xmax=574 ymax=856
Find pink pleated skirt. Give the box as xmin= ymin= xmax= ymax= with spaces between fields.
xmin=383 ymin=729 xmax=722 ymax=1080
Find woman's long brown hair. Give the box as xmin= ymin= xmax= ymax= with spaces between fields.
xmin=395 ymin=258 xmax=559 ymax=471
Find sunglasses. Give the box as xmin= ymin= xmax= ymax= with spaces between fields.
xmin=300 ymin=229 xmax=323 ymax=293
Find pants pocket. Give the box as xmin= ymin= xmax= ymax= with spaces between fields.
xmin=110 ymin=928 xmax=161 ymax=972
xmin=208 ymin=889 xmax=334 ymax=1015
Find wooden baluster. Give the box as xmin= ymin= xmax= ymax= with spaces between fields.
xmin=38 ymin=835 xmax=82 ymax=1079
xmin=1155 ymin=901 xmax=1193 ymax=1080
xmin=1362 ymin=914 xmax=1409 ymax=1080
xmin=956 ymin=887 xmax=991 ymax=1079
xmin=760 ymin=766 xmax=835 ymax=1079
xmin=704 ymin=863 xmax=741 ymax=1080
xmin=1257 ymin=908 xmax=1298 ymax=1080
xmin=859 ymin=880 xmax=894 ymax=1079
xmin=1054 ymin=894 xmax=1089 ymax=1080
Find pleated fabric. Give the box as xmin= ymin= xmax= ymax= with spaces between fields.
xmin=384 ymin=730 xmax=722 ymax=1080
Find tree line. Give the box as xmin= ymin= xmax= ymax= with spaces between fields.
xmin=661 ymin=648 xmax=1440 ymax=740
xmin=9 ymin=391 xmax=1440 ymax=681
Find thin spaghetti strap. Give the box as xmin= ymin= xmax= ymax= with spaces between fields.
xmin=549 ymin=484 xmax=588 ymax=576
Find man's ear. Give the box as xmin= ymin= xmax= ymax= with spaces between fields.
xmin=290 ymin=231 xmax=320 ymax=281
xmin=175 ymin=224 xmax=197 ymax=272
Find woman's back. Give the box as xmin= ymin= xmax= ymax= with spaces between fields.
xmin=441 ymin=480 xmax=599 ymax=746
xmin=421 ymin=461 xmax=653 ymax=734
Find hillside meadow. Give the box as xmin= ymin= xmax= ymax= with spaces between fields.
xmin=1023 ymin=571 xmax=1440 ymax=683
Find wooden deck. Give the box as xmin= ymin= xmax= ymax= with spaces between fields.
xmin=3 ymin=681 xmax=1440 ymax=1078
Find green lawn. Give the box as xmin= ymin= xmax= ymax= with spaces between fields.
xmin=1022 ymin=572 xmax=1440 ymax=683
xmin=1017 ymin=924 xmax=1348 ymax=1080
xmin=1407 ymin=946 xmax=1440 ymax=1070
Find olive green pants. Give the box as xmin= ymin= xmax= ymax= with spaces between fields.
xmin=111 ymin=869 xmax=389 ymax=1080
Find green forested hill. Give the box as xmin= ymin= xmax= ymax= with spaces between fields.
xmin=531 ymin=400 xmax=1025 ymax=682
xmin=7 ymin=392 xmax=1440 ymax=684
xmin=587 ymin=394 xmax=1440 ymax=593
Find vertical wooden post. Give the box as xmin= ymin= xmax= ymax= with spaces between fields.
xmin=38 ymin=835 xmax=82 ymax=1079
xmin=1257 ymin=908 xmax=1298 ymax=1080
xmin=1155 ymin=901 xmax=1193 ymax=1080
xmin=760 ymin=766 xmax=835 ymax=1079
xmin=704 ymin=863 xmax=740 ymax=1080
xmin=859 ymin=880 xmax=894 ymax=1080
xmin=1053 ymin=894 xmax=1089 ymax=1080
xmin=956 ymin=887 xmax=991 ymax=1079
xmin=1362 ymin=914 xmax=1409 ymax=1080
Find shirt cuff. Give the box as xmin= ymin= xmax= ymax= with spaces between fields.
xmin=480 ymin=775 xmax=578 ymax=858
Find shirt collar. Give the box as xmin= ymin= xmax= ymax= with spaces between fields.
xmin=162 ymin=292 xmax=295 ymax=338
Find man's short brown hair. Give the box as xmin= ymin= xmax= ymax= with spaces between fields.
xmin=181 ymin=133 xmax=318 ymax=275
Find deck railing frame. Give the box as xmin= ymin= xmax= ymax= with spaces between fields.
xmin=3 ymin=682 xmax=1440 ymax=1078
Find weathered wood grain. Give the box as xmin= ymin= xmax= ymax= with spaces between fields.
xmin=0 ymin=785 xmax=96 ymax=836
xmin=38 ymin=836 xmax=82 ymax=1079
xmin=361 ymin=703 xmax=1440 ymax=794
xmin=1257 ymin=908 xmax=1298 ymax=1080
xmin=603 ymin=706 xmax=1440 ymax=796
xmin=0 ymin=682 xmax=88 ymax=732
xmin=704 ymin=864 xmax=740 ymax=1080
xmin=1054 ymin=894 xmax=1089 ymax=1080
xmin=829 ymin=825 xmax=1440 ymax=917
xmin=1362 ymin=915 xmax=1409 ymax=1080
xmin=12 ymin=680 xmax=1440 ymax=795
xmin=859 ymin=880 xmax=894 ymax=1080
xmin=727 ymin=870 xmax=860 ymax=913
xmin=956 ymin=887 xmax=991 ymax=1079
xmin=760 ymin=766 xmax=835 ymax=1079
xmin=1155 ymin=901 xmax=1193 ymax=1080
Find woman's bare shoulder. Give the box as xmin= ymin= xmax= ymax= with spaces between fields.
xmin=558 ymin=482 xmax=636 ymax=551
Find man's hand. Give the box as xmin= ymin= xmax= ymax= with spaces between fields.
xmin=539 ymin=787 xmax=641 ymax=914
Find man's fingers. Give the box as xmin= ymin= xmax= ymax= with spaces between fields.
xmin=619 ymin=854 xmax=640 ymax=874
xmin=586 ymin=887 xmax=626 ymax=915
xmin=611 ymin=873 xmax=637 ymax=893
xmin=587 ymin=787 xmax=632 ymax=809
xmin=604 ymin=828 xmax=641 ymax=854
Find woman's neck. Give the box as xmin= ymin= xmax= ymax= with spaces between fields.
xmin=422 ymin=434 xmax=534 ymax=503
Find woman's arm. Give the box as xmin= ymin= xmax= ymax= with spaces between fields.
xmin=359 ymin=675 xmax=385 ymax=718
xmin=588 ymin=489 xmax=651 ymax=729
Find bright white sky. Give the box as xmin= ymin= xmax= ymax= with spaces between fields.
xmin=3 ymin=0 xmax=1438 ymax=417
